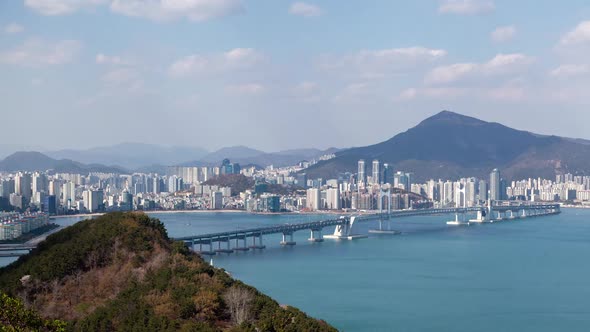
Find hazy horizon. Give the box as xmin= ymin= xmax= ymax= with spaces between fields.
xmin=2 ymin=1 xmax=590 ymax=151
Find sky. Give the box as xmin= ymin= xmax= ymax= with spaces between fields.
xmin=2 ymin=0 xmax=590 ymax=153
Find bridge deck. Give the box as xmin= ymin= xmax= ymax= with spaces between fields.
xmin=174 ymin=204 xmax=560 ymax=243
xmin=175 ymin=218 xmax=347 ymax=244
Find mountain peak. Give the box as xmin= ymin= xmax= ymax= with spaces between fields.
xmin=417 ymin=110 xmax=487 ymax=127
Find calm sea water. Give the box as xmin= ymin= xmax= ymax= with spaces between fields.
xmin=2 ymin=210 xmax=590 ymax=331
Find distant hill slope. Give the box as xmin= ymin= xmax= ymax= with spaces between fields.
xmin=198 ymin=145 xmax=266 ymax=163
xmin=305 ymin=110 xmax=590 ymax=181
xmin=46 ymin=143 xmax=208 ymax=169
xmin=0 ymin=212 xmax=336 ymax=332
xmin=0 ymin=151 xmax=126 ymax=174
xmin=182 ymin=146 xmax=340 ymax=168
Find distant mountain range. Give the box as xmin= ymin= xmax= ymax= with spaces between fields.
xmin=0 ymin=151 xmax=126 ymax=174
xmin=4 ymin=111 xmax=588 ymax=179
xmin=305 ymin=110 xmax=590 ymax=182
xmin=0 ymin=144 xmax=340 ymax=174
xmin=45 ymin=143 xmax=209 ymax=170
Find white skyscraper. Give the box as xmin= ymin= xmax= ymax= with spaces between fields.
xmin=62 ymin=182 xmax=76 ymax=207
xmin=357 ymin=160 xmax=366 ymax=185
xmin=306 ymin=188 xmax=321 ymax=211
xmin=372 ymin=159 xmax=380 ymax=184
xmin=326 ymin=187 xmax=341 ymax=210
xmin=15 ymin=172 xmax=32 ymax=200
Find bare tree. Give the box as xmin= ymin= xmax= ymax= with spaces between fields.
xmin=223 ymin=285 xmax=254 ymax=326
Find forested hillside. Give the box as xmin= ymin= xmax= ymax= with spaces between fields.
xmin=0 ymin=212 xmax=336 ymax=331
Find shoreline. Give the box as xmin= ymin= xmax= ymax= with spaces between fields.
xmin=51 ymin=209 xmax=349 ymax=219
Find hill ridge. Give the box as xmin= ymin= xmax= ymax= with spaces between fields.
xmin=305 ymin=110 xmax=588 ymax=181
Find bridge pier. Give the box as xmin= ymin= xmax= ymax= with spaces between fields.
xmin=234 ymin=236 xmax=249 ymax=251
xmin=447 ymin=213 xmax=469 ymax=226
xmin=215 ymin=237 xmax=233 ymax=254
xmin=280 ymin=232 xmax=296 ymax=246
xmin=249 ymin=234 xmax=266 ymax=249
xmin=308 ymin=228 xmax=324 ymax=242
xmin=469 ymin=209 xmax=490 ymax=223
xmin=196 ymin=240 xmax=216 ymax=256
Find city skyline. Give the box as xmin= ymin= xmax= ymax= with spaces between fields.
xmin=2 ymin=1 xmax=590 ymax=151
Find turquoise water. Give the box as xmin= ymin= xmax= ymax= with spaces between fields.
xmin=155 ymin=210 xmax=590 ymax=332
xmin=3 ymin=210 xmax=590 ymax=331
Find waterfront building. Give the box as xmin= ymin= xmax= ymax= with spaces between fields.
xmin=211 ymin=191 xmax=223 ymax=210
xmin=326 ymin=187 xmax=341 ymax=210
xmin=490 ymin=168 xmax=501 ymax=201
xmin=478 ymin=180 xmax=488 ymax=202
xmin=306 ymin=188 xmax=320 ymax=211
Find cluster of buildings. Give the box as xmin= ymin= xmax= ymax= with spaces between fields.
xmin=2 ymin=154 xmax=590 ymax=216
xmin=0 ymin=211 xmax=49 ymax=241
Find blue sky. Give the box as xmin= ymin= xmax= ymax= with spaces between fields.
xmin=2 ymin=0 xmax=590 ymax=152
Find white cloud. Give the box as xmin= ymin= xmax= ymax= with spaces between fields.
xmin=24 ymin=0 xmax=243 ymax=21
xmin=289 ymin=2 xmax=321 ymax=17
xmin=486 ymin=79 xmax=527 ymax=101
xmin=425 ymin=53 xmax=534 ymax=84
xmin=292 ymin=81 xmax=320 ymax=102
xmin=24 ymin=0 xmax=106 ymax=15
xmin=395 ymin=87 xmax=467 ymax=101
xmin=95 ymin=53 xmax=133 ymax=66
xmin=333 ymin=82 xmax=370 ymax=103
xmin=396 ymin=83 xmax=526 ymax=102
xmin=323 ymin=46 xmax=447 ymax=79
xmin=226 ymin=83 xmax=265 ymax=94
xmin=550 ymin=64 xmax=590 ymax=78
xmin=438 ymin=0 xmax=495 ymax=15
xmin=102 ymin=67 xmax=137 ymax=84
xmin=110 ymin=0 xmax=243 ymax=22
xmin=560 ymin=21 xmax=590 ymax=45
xmin=168 ymin=48 xmax=262 ymax=77
xmin=0 ymin=39 xmax=81 ymax=66
xmin=425 ymin=63 xmax=477 ymax=85
xmin=491 ymin=25 xmax=516 ymax=43
xmin=4 ymin=23 xmax=24 ymax=34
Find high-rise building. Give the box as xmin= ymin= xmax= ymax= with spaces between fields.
xmin=32 ymin=172 xmax=47 ymax=194
xmin=85 ymin=189 xmax=104 ymax=213
xmin=465 ymin=179 xmax=477 ymax=207
xmin=381 ymin=163 xmax=392 ymax=185
xmin=478 ymin=180 xmax=488 ymax=202
xmin=211 ymin=191 xmax=223 ymax=210
xmin=153 ymin=177 xmax=161 ymax=194
xmin=357 ymin=159 xmax=366 ymax=184
xmin=326 ymin=187 xmax=341 ymax=210
xmin=62 ymin=182 xmax=75 ymax=207
xmin=43 ymin=195 xmax=57 ymax=215
xmin=15 ymin=172 xmax=32 ymax=201
xmin=394 ymin=171 xmax=412 ymax=191
xmin=120 ymin=191 xmax=133 ymax=211
xmin=306 ymin=188 xmax=321 ymax=211
xmin=0 ymin=178 xmax=15 ymax=198
xmin=168 ymin=175 xmax=183 ymax=193
xmin=372 ymin=159 xmax=380 ymax=184
xmin=490 ymin=168 xmax=501 ymax=201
